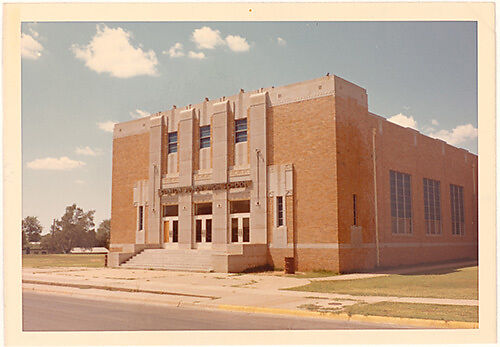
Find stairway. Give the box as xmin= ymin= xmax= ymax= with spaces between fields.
xmin=120 ymin=249 xmax=215 ymax=272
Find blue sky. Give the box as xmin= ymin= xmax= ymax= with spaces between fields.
xmin=21 ymin=21 xmax=477 ymax=232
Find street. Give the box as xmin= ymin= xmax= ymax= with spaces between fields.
xmin=23 ymin=291 xmax=410 ymax=331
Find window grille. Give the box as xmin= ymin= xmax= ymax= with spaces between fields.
xmin=450 ymin=184 xmax=465 ymax=236
xmin=423 ymin=178 xmax=442 ymax=235
xmin=390 ymin=170 xmax=412 ymax=234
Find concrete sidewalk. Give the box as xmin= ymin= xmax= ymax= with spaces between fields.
xmin=22 ymin=260 xmax=478 ymax=315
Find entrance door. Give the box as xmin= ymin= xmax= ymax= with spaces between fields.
xmin=162 ymin=217 xmax=178 ymax=244
xmin=195 ymin=216 xmax=212 ymax=244
xmin=230 ymin=214 xmax=250 ymax=243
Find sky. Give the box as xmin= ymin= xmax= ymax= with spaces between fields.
xmin=21 ymin=21 xmax=478 ymax=233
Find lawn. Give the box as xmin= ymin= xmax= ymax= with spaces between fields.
xmin=344 ymin=302 xmax=478 ymax=323
xmin=22 ymin=254 xmax=106 ymax=268
xmin=285 ymin=266 xmax=477 ymax=300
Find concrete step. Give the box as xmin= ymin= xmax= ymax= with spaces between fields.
xmin=120 ymin=249 xmax=215 ymax=272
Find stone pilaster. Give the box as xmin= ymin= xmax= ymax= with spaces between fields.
xmin=178 ymin=108 xmax=195 ymax=248
xmin=249 ymin=92 xmax=268 ymax=244
xmin=211 ymin=101 xmax=229 ymax=245
xmin=147 ymin=115 xmax=164 ymax=245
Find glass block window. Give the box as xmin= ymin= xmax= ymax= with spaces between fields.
xmin=200 ymin=125 xmax=211 ymax=148
xmin=450 ymin=184 xmax=465 ymax=236
xmin=277 ymin=196 xmax=284 ymax=227
xmin=235 ymin=118 xmax=247 ymax=143
xmin=423 ymin=178 xmax=441 ymax=235
xmin=168 ymin=132 xmax=178 ymax=154
xmin=138 ymin=206 xmax=144 ymax=231
xmin=390 ymin=170 xmax=412 ymax=234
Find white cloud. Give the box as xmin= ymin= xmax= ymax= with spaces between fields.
xmin=163 ymin=42 xmax=184 ymax=58
xmin=188 ymin=51 xmax=206 ymax=60
xmin=387 ymin=113 xmax=418 ymax=130
xmin=97 ymin=121 xmax=117 ymax=133
xmin=225 ymin=35 xmax=250 ymax=52
xmin=75 ymin=179 xmax=85 ymax=185
xmin=27 ymin=157 xmax=85 ymax=171
xmin=431 ymin=119 xmax=439 ymax=126
xmin=277 ymin=37 xmax=286 ymax=46
xmin=71 ymin=25 xmax=158 ymax=78
xmin=130 ymin=109 xmax=150 ymax=119
xmin=21 ymin=30 xmax=43 ymax=60
xmin=75 ymin=146 xmax=102 ymax=156
xmin=191 ymin=26 xmax=224 ymax=49
xmin=428 ymin=124 xmax=478 ymax=146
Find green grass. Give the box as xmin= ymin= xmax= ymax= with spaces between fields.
xmin=345 ymin=301 xmax=478 ymax=322
xmin=22 ymin=254 xmax=106 ymax=268
xmin=285 ymin=266 xmax=477 ymax=300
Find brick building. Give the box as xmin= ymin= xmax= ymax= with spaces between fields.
xmin=108 ymin=75 xmax=478 ymax=272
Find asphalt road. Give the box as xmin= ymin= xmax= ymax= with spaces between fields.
xmin=23 ymin=291 xmax=411 ymax=331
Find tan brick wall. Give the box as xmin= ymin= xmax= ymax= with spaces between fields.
xmin=266 ymin=96 xmax=339 ymax=271
xmin=110 ymin=133 xmax=150 ymax=245
xmin=334 ymin=94 xmax=478 ymax=272
xmin=334 ymin=95 xmax=377 ymax=271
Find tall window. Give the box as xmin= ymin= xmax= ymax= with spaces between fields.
xmin=168 ymin=132 xmax=178 ymax=153
xmin=390 ymin=170 xmax=412 ymax=234
xmin=276 ymin=196 xmax=284 ymax=227
xmin=450 ymin=184 xmax=465 ymax=236
xmin=138 ymin=206 xmax=144 ymax=231
xmin=200 ymin=125 xmax=211 ymax=148
xmin=423 ymin=178 xmax=441 ymax=235
xmin=235 ymin=118 xmax=247 ymax=143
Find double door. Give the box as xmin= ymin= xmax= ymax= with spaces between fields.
xmin=230 ymin=213 xmax=250 ymax=243
xmin=195 ymin=216 xmax=212 ymax=243
xmin=163 ymin=217 xmax=178 ymax=243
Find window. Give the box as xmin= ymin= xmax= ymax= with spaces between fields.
xmin=353 ymin=194 xmax=357 ymax=226
xmin=277 ymin=196 xmax=284 ymax=227
xmin=230 ymin=200 xmax=250 ymax=214
xmin=200 ymin=125 xmax=211 ymax=148
xmin=163 ymin=205 xmax=178 ymax=217
xmin=450 ymin=184 xmax=465 ymax=236
xmin=390 ymin=170 xmax=412 ymax=234
xmin=235 ymin=118 xmax=247 ymax=143
xmin=195 ymin=203 xmax=212 ymax=215
xmin=138 ymin=206 xmax=144 ymax=231
xmin=423 ymin=178 xmax=441 ymax=235
xmin=168 ymin=132 xmax=177 ymax=154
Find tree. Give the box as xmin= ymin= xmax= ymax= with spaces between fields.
xmin=43 ymin=204 xmax=96 ymax=253
xmin=96 ymin=219 xmax=110 ymax=249
xmin=22 ymin=216 xmax=43 ymax=243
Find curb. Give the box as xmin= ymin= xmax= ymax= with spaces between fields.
xmin=216 ymin=305 xmax=478 ymax=329
xmin=23 ymin=281 xmax=478 ymax=329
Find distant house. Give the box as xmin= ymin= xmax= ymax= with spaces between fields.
xmin=70 ymin=247 xmax=109 ymax=254
xmin=23 ymin=242 xmax=48 ymax=255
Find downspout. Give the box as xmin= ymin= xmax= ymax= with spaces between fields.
xmin=372 ymin=128 xmax=380 ymax=267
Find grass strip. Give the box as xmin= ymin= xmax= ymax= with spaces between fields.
xmin=23 ymin=254 xmax=105 ymax=268
xmin=344 ymin=301 xmax=478 ymax=323
xmin=285 ymin=266 xmax=477 ymax=300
